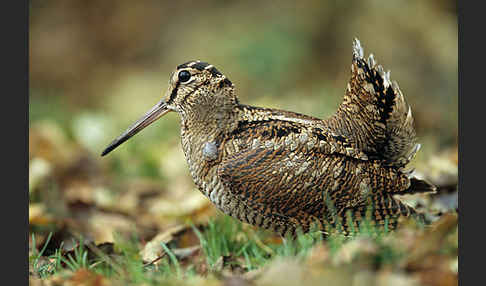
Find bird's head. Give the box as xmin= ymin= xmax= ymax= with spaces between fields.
xmin=164 ymin=60 xmax=237 ymax=112
xmin=101 ymin=60 xmax=237 ymax=156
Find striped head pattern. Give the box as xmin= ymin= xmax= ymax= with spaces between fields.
xmin=164 ymin=60 xmax=237 ymax=113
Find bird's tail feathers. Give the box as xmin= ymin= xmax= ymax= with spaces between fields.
xmin=325 ymin=38 xmax=420 ymax=169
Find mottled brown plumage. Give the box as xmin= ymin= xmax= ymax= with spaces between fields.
xmin=102 ymin=39 xmax=436 ymax=237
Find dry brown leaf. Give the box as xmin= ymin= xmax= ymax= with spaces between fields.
xmin=306 ymin=243 xmax=330 ymax=266
xmin=410 ymin=256 xmax=457 ymax=286
xmin=331 ymin=237 xmax=378 ymax=266
xmin=256 ymin=259 xmax=304 ymax=286
xmin=64 ymin=182 xmax=96 ymax=204
xmin=223 ymin=276 xmax=253 ymax=286
xmin=34 ymin=272 xmax=69 ymax=286
xmin=69 ymin=268 xmax=111 ymax=286
xmin=172 ymin=245 xmax=202 ymax=261
xmin=141 ymin=225 xmax=185 ymax=263
xmin=423 ymin=148 xmax=458 ymax=188
xmin=406 ymin=213 xmax=457 ymax=268
xmin=29 ymin=203 xmax=53 ymax=225
xmin=29 ymin=277 xmax=43 ymax=286
xmin=375 ymin=270 xmax=420 ymax=286
xmin=61 ymin=242 xmax=116 ymax=269
xmin=70 ymin=209 xmax=136 ymax=244
xmin=29 ymin=157 xmax=52 ymax=193
xmin=257 ymin=258 xmax=356 ymax=286
xmin=147 ymin=191 xmax=211 ymax=217
xmin=29 ymin=121 xmax=76 ymax=166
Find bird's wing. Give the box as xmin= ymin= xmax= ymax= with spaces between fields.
xmin=218 ymin=120 xmax=409 ymax=232
xmin=227 ymin=112 xmax=370 ymax=161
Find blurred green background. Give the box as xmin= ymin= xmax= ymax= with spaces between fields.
xmin=29 ymin=0 xmax=457 ymax=241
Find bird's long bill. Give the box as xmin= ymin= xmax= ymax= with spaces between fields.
xmin=101 ymin=100 xmax=170 ymax=156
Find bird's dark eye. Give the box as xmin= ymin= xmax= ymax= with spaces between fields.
xmin=178 ymin=70 xmax=191 ymax=83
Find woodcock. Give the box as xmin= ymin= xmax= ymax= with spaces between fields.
xmin=102 ymin=39 xmax=436 ymax=237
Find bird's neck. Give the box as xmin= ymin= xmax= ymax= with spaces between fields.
xmin=180 ymin=103 xmax=239 ymax=138
xmin=178 ymin=101 xmax=240 ymax=168
xmin=178 ymin=103 xmax=240 ymax=190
